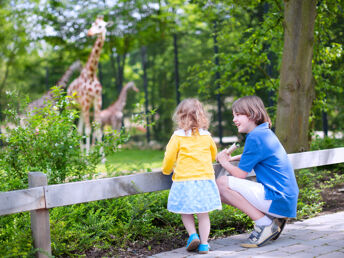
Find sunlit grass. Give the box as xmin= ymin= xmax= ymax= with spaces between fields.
xmin=97 ymin=148 xmax=165 ymax=176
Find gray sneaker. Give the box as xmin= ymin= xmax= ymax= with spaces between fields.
xmin=241 ymin=219 xmax=280 ymax=248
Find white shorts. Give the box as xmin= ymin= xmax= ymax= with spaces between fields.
xmin=227 ymin=176 xmax=284 ymax=218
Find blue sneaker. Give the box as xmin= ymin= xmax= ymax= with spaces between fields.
xmin=186 ymin=233 xmax=200 ymax=251
xmin=198 ymin=244 xmax=209 ymax=254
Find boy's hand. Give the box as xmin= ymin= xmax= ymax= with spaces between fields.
xmin=217 ymin=150 xmax=231 ymax=164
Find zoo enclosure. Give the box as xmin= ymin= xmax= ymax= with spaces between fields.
xmin=1 ymin=147 xmax=344 ymax=257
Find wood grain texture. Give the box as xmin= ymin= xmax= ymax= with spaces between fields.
xmin=0 ymin=187 xmax=45 ymax=216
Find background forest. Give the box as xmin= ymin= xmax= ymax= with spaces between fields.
xmin=1 ymin=0 xmax=344 ymax=257
xmin=1 ymin=0 xmax=343 ymax=146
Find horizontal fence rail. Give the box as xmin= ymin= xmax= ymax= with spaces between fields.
xmin=45 ymin=171 xmax=173 ymax=208
xmin=0 ymin=187 xmax=45 ymax=215
xmin=288 ymin=147 xmax=344 ymax=169
xmin=1 ymin=147 xmax=344 ymax=217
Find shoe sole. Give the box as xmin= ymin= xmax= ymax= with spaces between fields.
xmin=186 ymin=239 xmax=200 ymax=251
xmin=272 ymin=219 xmax=287 ymax=241
xmin=198 ymin=244 xmax=209 ymax=254
xmin=240 ymin=229 xmax=280 ymax=248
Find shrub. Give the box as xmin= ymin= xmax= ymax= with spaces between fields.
xmin=0 ymin=88 xmax=128 ymax=256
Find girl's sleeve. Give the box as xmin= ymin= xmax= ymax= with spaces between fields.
xmin=162 ymin=135 xmax=179 ymax=175
xmin=210 ymin=137 xmax=218 ymax=161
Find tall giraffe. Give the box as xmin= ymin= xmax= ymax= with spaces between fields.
xmin=100 ymin=81 xmax=139 ymax=131
xmin=67 ymin=16 xmax=111 ymax=152
xmin=26 ymin=60 xmax=82 ymax=112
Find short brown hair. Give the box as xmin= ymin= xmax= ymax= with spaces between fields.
xmin=232 ymin=96 xmax=272 ymax=128
xmin=173 ymin=98 xmax=209 ymax=131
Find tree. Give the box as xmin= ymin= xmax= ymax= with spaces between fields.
xmin=275 ymin=1 xmax=316 ymax=153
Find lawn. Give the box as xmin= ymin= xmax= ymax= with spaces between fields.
xmin=97 ymin=148 xmax=165 ymax=176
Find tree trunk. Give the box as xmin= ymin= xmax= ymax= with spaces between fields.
xmin=173 ymin=33 xmax=180 ymax=105
xmin=141 ymin=46 xmax=150 ymax=143
xmin=275 ymin=0 xmax=317 ymax=153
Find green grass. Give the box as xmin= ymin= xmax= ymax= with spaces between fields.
xmin=97 ymin=149 xmax=165 ymax=176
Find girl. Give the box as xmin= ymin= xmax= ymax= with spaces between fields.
xmin=162 ymin=98 xmax=222 ymax=254
xmin=216 ymin=95 xmax=299 ymax=248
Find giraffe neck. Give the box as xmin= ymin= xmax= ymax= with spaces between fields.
xmin=56 ymin=60 xmax=82 ymax=89
xmin=110 ymin=85 xmax=130 ymax=111
xmin=83 ymin=34 xmax=105 ymax=78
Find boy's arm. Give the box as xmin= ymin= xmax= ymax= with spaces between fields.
xmin=230 ymin=154 xmax=242 ymax=161
xmin=217 ymin=150 xmax=247 ymax=178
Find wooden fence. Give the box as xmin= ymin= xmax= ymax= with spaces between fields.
xmin=1 ymin=147 xmax=344 ymax=257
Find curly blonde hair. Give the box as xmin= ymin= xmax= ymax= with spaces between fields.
xmin=173 ymin=98 xmax=209 ymax=132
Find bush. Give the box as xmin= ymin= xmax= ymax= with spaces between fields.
xmin=0 ymin=88 xmax=128 ymax=256
xmin=0 ymin=88 xmax=127 ymax=189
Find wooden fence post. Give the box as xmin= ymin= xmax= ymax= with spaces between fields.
xmin=28 ymin=172 xmax=51 ymax=258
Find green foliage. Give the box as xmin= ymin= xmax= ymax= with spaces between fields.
xmin=48 ymin=191 xmax=178 ymax=256
xmin=0 ymin=213 xmax=34 ymax=257
xmin=2 ymin=89 xmax=92 ymax=189
xmin=295 ymin=135 xmax=344 ymax=219
xmin=99 ymin=148 xmax=164 ymax=176
xmin=0 ymin=86 xmax=132 ymax=190
xmin=296 ymin=169 xmax=324 ymax=219
xmin=0 ymin=87 xmax=130 ymax=257
xmin=46 ymin=191 xmax=253 ymax=256
xmin=210 ymin=206 xmax=252 ymax=237
xmin=311 ymin=134 xmax=344 ymax=150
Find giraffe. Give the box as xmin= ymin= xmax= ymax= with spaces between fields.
xmin=0 ymin=61 xmax=82 ymax=135
xmin=100 ymin=81 xmax=139 ymax=131
xmin=67 ymin=16 xmax=112 ymax=153
xmin=26 ymin=60 xmax=82 ymax=113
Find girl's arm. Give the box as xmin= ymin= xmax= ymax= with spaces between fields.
xmin=210 ymin=137 xmax=218 ymax=162
xmin=162 ymin=135 xmax=179 ymax=175
xmin=217 ymin=150 xmax=247 ymax=179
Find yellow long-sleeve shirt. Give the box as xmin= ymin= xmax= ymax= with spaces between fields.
xmin=162 ymin=129 xmax=217 ymax=181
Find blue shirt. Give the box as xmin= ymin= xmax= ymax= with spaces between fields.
xmin=238 ymin=122 xmax=299 ymax=218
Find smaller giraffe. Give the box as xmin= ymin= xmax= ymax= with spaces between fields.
xmin=1 ymin=61 xmax=82 ymax=134
xmin=26 ymin=60 xmax=82 ymax=113
xmin=100 ymin=81 xmax=139 ymax=131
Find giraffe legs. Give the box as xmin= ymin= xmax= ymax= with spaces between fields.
xmin=79 ymin=108 xmax=91 ymax=154
xmin=92 ymin=96 xmax=103 ymax=145
xmin=92 ymin=97 xmax=105 ymax=162
xmin=78 ymin=109 xmax=102 ymax=159
xmin=78 ymin=114 xmax=85 ymax=152
xmin=85 ymin=123 xmax=91 ymax=154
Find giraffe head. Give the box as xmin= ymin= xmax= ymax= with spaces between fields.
xmin=125 ymin=81 xmax=139 ymax=92
xmin=87 ymin=16 xmax=113 ymax=39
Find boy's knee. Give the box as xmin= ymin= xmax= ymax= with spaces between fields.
xmin=216 ymin=176 xmax=228 ymax=192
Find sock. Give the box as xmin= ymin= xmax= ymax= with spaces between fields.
xmin=255 ymin=215 xmax=272 ymax=226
